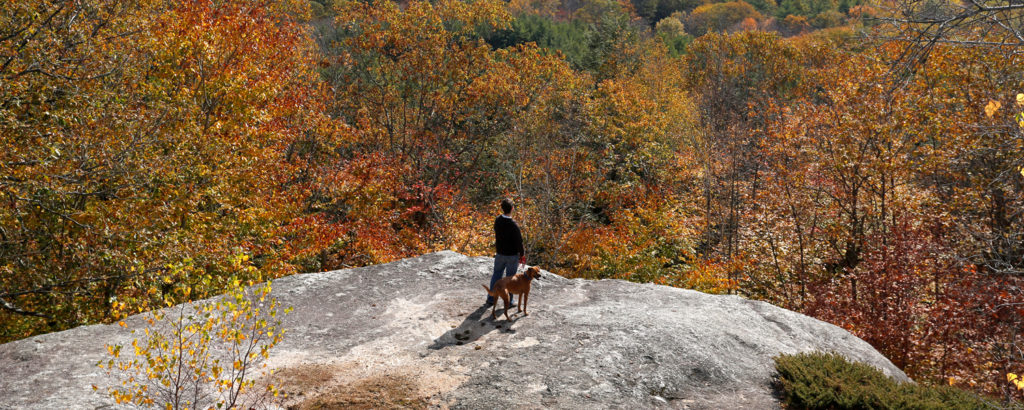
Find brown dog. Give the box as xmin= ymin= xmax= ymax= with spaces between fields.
xmin=482 ymin=266 xmax=542 ymax=320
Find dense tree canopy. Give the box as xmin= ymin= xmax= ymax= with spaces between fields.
xmin=0 ymin=0 xmax=318 ymax=339
xmin=2 ymin=0 xmax=1023 ymax=404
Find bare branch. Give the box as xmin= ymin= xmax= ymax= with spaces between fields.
xmin=0 ymin=296 xmax=51 ymax=318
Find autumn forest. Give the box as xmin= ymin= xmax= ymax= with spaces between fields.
xmin=2 ymin=0 xmax=1023 ymax=402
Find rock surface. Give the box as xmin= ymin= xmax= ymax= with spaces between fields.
xmin=0 ymin=251 xmax=908 ymax=409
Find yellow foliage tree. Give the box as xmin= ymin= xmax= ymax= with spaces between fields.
xmin=97 ymin=276 xmax=289 ymax=409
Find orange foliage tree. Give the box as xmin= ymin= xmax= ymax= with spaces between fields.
xmin=743 ymin=38 xmax=1024 ymax=396
xmin=0 ymin=0 xmax=319 ymax=341
xmin=685 ymin=1 xmax=761 ymax=36
xmin=548 ymin=43 xmax=705 ymax=287
xmin=682 ymin=31 xmax=806 ymax=289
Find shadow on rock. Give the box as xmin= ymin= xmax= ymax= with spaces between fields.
xmin=428 ymin=304 xmax=518 ymax=350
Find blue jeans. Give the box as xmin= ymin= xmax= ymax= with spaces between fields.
xmin=487 ymin=254 xmax=519 ymax=304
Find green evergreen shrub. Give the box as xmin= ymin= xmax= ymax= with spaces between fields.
xmin=774 ymin=352 xmax=999 ymax=410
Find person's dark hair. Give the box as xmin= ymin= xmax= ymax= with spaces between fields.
xmin=500 ymin=198 xmax=514 ymax=214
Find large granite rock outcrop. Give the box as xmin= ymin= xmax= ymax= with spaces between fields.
xmin=0 ymin=251 xmax=908 ymax=409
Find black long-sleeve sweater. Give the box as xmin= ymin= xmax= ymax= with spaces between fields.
xmin=494 ymin=215 xmax=524 ymax=257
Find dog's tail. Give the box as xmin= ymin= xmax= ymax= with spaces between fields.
xmin=482 ymin=284 xmax=497 ymax=297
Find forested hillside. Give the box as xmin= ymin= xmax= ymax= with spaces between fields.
xmin=2 ymin=0 xmax=1022 ymax=402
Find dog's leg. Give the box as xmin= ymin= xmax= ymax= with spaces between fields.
xmin=484 ymin=285 xmax=498 ymax=318
xmin=524 ymin=291 xmax=530 ymax=315
xmin=501 ymin=292 xmax=511 ymax=320
xmin=491 ymin=292 xmax=499 ymax=319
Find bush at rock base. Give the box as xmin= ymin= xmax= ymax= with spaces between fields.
xmin=773 ymin=352 xmax=1009 ymax=409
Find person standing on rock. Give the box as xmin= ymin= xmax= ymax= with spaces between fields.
xmin=488 ymin=198 xmax=526 ymax=306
